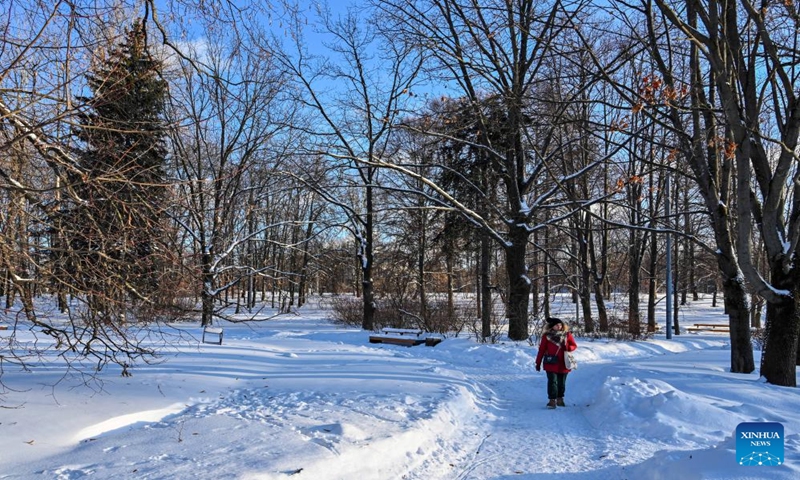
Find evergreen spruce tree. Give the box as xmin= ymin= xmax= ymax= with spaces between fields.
xmin=62 ymin=19 xmax=169 ymax=322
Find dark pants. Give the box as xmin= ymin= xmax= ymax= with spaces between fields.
xmin=546 ymin=372 xmax=568 ymax=399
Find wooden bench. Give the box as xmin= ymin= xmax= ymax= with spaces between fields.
xmin=369 ymin=328 xmax=441 ymax=347
xmin=0 ymin=325 xmax=8 ymax=331
xmin=686 ymin=323 xmax=730 ymax=333
xmin=202 ymin=326 xmax=224 ymax=345
xmin=382 ymin=328 xmax=423 ymax=336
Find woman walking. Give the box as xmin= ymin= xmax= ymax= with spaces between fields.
xmin=535 ymin=317 xmax=578 ymax=409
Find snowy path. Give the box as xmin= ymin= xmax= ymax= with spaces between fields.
xmin=405 ymin=340 xmax=800 ymax=480
xmin=441 ymin=370 xmax=614 ymax=479
xmin=415 ymin=364 xmax=672 ymax=479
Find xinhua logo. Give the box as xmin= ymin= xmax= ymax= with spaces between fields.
xmin=736 ymin=422 xmax=784 ymax=466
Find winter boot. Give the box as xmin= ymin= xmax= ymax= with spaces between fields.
xmin=546 ymin=399 xmax=557 ymax=409
xmin=556 ymin=397 xmax=566 ymax=407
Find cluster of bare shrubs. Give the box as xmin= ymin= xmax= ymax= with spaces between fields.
xmin=561 ymin=316 xmax=656 ymax=342
xmin=329 ymin=295 xmax=473 ymax=335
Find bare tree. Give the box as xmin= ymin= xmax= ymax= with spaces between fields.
xmin=640 ymin=0 xmax=800 ymax=380
xmin=165 ymin=25 xmax=290 ymax=326
xmin=375 ymin=0 xmax=632 ymax=340
xmin=0 ymin=1 xmax=182 ymax=386
xmin=587 ymin=1 xmax=755 ymax=373
xmin=273 ymin=3 xmax=422 ymax=330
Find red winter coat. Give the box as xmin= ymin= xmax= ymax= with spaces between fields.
xmin=535 ymin=332 xmax=577 ymax=374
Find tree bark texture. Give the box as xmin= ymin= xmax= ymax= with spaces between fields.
xmin=505 ymin=225 xmax=530 ymax=341
xmin=761 ymin=267 xmax=800 ymax=386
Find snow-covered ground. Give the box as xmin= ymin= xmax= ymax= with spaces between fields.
xmin=1 ymin=296 xmax=797 ymax=479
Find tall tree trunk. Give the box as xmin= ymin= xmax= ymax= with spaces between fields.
xmin=708 ymin=199 xmax=754 ymax=372
xmin=750 ymin=296 xmax=763 ymax=330
xmin=353 ymin=257 xmax=361 ymax=298
xmin=689 ymin=235 xmax=698 ymax=302
xmin=271 ymin=242 xmax=279 ymax=308
xmin=361 ymin=258 xmax=375 ymax=330
xmin=543 ymin=226 xmax=551 ymax=320
xmin=58 ymin=291 xmax=68 ymax=314
xmin=672 ymin=223 xmax=680 ymax=334
xmin=481 ymin=231 xmax=491 ymax=339
xmin=647 ymin=242 xmax=658 ymax=333
xmin=4 ymin=271 xmax=14 ymax=309
xmin=578 ymin=215 xmax=594 ymax=333
xmin=642 ymin=0 xmax=754 ymax=372
xmin=201 ymin=252 xmax=214 ymax=327
xmin=761 ymin=266 xmax=800 ymax=386
xmin=628 ymin=181 xmax=643 ymax=336
xmin=722 ymin=277 xmax=753 ymax=373
xmin=287 ymin=220 xmax=301 ymax=311
xmin=18 ymin=283 xmax=36 ymax=323
xmin=712 ymin=286 xmax=718 ymax=307
xmin=246 ymin=191 xmax=255 ymax=311
xmin=672 ymin=181 xmax=680 ymax=333
xmin=361 ymin=184 xmax=375 ymax=331
xmin=475 ymin=246 xmax=481 ymax=319
xmin=445 ymin=239 xmax=455 ymax=322
xmin=593 ymin=281 xmax=609 ymax=332
xmin=531 ymin=227 xmax=540 ymax=320
xmin=418 ymin=215 xmax=427 ymax=327
xmin=646 ymin=165 xmax=659 ymax=332
xmin=592 ymin=202 xmax=609 ymax=332
xmin=505 ymin=224 xmax=530 ymax=341
xmin=297 ymin=214 xmax=315 ymax=308
xmin=628 ymin=236 xmax=641 ymax=336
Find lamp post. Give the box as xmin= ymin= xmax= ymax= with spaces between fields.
xmin=665 ymin=170 xmax=673 ymax=339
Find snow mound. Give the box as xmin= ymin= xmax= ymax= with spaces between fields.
xmin=585 ymin=376 xmax=746 ymax=448
xmin=74 ymin=403 xmax=188 ymax=442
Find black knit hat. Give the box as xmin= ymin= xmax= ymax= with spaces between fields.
xmin=546 ymin=317 xmax=564 ymax=327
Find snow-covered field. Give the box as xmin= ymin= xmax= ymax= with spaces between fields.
xmin=1 ymin=296 xmax=798 ymax=479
